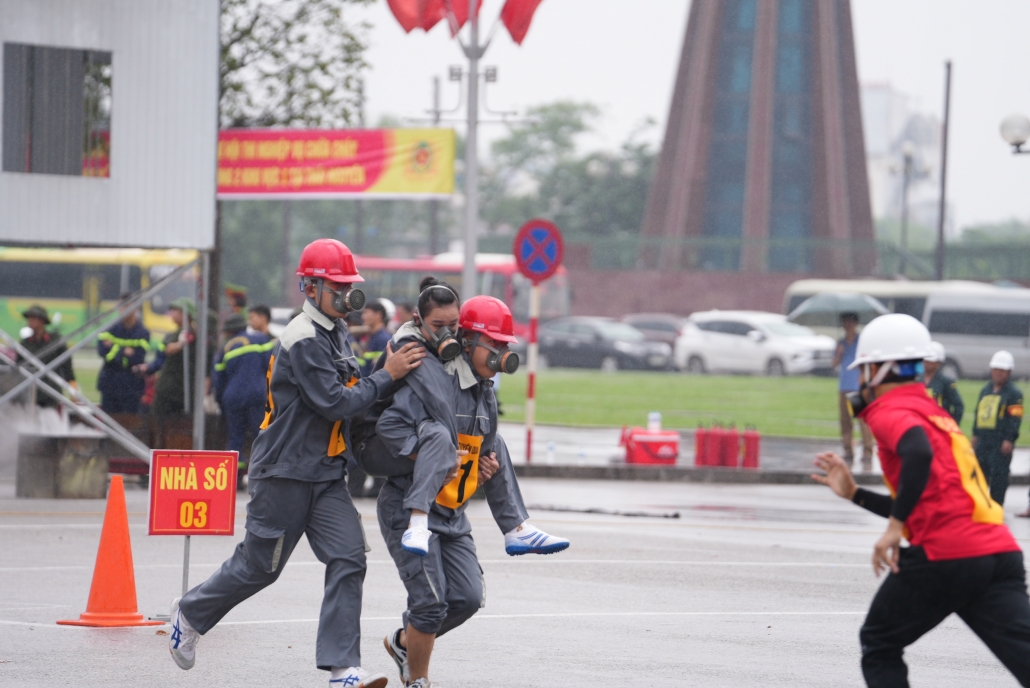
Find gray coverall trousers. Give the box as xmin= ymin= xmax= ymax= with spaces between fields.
xmin=363 ymin=425 xmax=528 ymax=534
xmin=178 ymin=477 xmax=369 ymax=670
xmin=378 ymin=476 xmax=484 ymax=636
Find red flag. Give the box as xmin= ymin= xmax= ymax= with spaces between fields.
xmin=501 ymin=0 xmax=544 ymax=45
xmin=421 ymin=0 xmax=482 ymax=34
xmin=386 ymin=0 xmax=422 ymax=32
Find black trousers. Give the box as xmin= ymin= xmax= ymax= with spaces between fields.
xmin=860 ymin=547 xmax=1030 ymax=687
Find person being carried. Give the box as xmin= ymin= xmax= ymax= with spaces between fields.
xmin=167 ymin=239 xmax=425 ymax=688
xmin=356 ymin=279 xmax=569 ymax=559
xmin=140 ymin=298 xmax=198 ymax=416
xmin=813 ymin=314 xmax=1030 ymax=687
xmin=375 ymin=288 xmax=561 ymax=687
xmin=922 ymin=341 xmax=963 ymax=424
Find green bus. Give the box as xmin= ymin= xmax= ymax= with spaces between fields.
xmin=0 ymin=247 xmax=199 ymax=342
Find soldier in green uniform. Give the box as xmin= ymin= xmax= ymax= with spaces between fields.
xmin=17 ymin=305 xmax=77 ymax=408
xmin=972 ymin=350 xmax=1023 ymax=507
xmin=138 ymin=298 xmax=198 ymax=416
xmin=923 ymin=341 xmax=963 ymax=423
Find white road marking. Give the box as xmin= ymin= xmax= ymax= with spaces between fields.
xmin=0 ymin=610 xmax=866 ymax=629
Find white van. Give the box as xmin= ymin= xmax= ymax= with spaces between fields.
xmin=783 ymin=279 xmax=1030 ymax=378
xmin=924 ymin=291 xmax=1030 ymax=379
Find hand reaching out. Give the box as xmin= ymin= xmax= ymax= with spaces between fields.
xmin=811 ymin=452 xmax=858 ymax=501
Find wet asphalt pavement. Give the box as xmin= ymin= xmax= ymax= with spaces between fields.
xmin=3 ymin=477 xmax=1030 ymax=687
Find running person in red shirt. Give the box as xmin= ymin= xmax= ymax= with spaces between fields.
xmin=812 ymin=313 xmax=1030 ymax=687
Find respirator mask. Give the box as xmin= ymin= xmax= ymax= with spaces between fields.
xmin=301 ymin=279 xmax=365 ymax=313
xmin=468 ymin=333 xmax=520 ymax=374
xmin=423 ymin=323 xmax=461 ymax=361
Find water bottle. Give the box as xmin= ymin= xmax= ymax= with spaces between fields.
xmin=648 ymin=411 xmax=662 ymax=432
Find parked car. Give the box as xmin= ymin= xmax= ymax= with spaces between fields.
xmin=621 ymin=313 xmax=688 ymax=347
xmin=674 ymin=310 xmax=836 ymax=376
xmin=539 ymin=317 xmax=672 ymax=371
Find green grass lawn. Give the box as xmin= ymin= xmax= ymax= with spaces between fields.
xmin=67 ymin=357 xmax=1019 ymax=444
xmin=496 ymin=369 xmax=1019 ymax=443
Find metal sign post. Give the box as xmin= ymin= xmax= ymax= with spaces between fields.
xmin=513 ymin=219 xmax=564 ymax=464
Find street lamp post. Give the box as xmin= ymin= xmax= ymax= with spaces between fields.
xmin=899 ymin=141 xmax=915 ymax=276
xmin=461 ymin=0 xmax=481 ymax=300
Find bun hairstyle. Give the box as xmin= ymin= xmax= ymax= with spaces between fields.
xmin=415 ymin=276 xmax=460 ymax=320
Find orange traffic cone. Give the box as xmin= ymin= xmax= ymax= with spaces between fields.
xmin=58 ymin=475 xmax=163 ymax=627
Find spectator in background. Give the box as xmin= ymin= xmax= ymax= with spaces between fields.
xmin=392 ymin=300 xmax=415 ymax=333
xmin=923 ymin=341 xmax=963 ymax=423
xmin=358 ymin=300 xmax=392 ymax=377
xmin=247 ymin=304 xmax=271 ymax=337
xmin=213 ymin=313 xmax=273 ymax=488
xmin=97 ymin=302 xmax=150 ymax=413
xmin=18 ymin=305 xmax=77 ymax=408
xmin=140 ymin=298 xmax=197 ymax=416
xmin=973 ymin=350 xmax=1023 ymax=507
xmin=833 ymin=312 xmax=874 ymax=471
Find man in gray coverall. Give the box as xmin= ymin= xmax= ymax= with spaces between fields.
xmin=168 ymin=239 xmax=424 ymax=688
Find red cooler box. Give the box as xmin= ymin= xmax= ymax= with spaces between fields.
xmin=624 ymin=427 xmax=680 ymax=465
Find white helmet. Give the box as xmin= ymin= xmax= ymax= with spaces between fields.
xmin=378 ymin=297 xmax=397 ymax=323
xmin=848 ymin=314 xmax=933 ymax=370
xmin=925 ymin=341 xmax=946 ymax=363
xmin=989 ymin=350 xmax=1015 ymax=371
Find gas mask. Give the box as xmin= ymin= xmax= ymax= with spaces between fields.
xmin=481 ymin=341 xmax=520 ymax=374
xmin=300 ymin=280 xmax=365 ymax=313
xmin=467 ymin=333 xmax=520 ymax=374
xmin=423 ymin=323 xmax=461 ymax=361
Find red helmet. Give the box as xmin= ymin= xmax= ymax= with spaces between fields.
xmin=295 ymin=239 xmax=364 ymax=283
xmin=460 ymin=296 xmax=517 ymax=343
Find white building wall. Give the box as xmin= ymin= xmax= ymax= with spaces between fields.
xmin=0 ymin=0 xmax=218 ymax=249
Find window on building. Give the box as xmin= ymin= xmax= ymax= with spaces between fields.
xmin=928 ymin=311 xmax=1030 ymax=338
xmin=701 ymin=0 xmax=758 ymax=272
xmin=2 ymin=43 xmax=111 ymax=177
xmin=767 ymin=0 xmax=813 ymax=273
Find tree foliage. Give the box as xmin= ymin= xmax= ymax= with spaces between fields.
xmin=481 ymin=102 xmax=656 ymax=238
xmin=220 ymin=0 xmax=371 ymax=128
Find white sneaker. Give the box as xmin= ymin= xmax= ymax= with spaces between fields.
xmin=505 ymin=523 xmax=570 ymax=556
xmin=328 ymin=666 xmax=388 ymax=688
xmin=401 ymin=522 xmax=431 ymax=557
xmin=169 ymin=597 xmax=199 ymax=670
xmin=407 ymin=679 xmax=437 ymax=688
xmin=384 ymin=628 xmax=409 ymax=683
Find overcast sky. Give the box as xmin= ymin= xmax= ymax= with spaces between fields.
xmin=355 ymin=0 xmax=1030 ymax=228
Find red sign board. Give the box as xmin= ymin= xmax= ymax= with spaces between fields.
xmin=148 ymin=451 xmax=238 ymax=536
xmin=513 ymin=219 xmax=563 ymax=284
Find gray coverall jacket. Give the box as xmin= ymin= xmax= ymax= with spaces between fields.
xmin=179 ymin=299 xmax=392 ymax=671
xmin=375 ymin=347 xmax=497 ymax=636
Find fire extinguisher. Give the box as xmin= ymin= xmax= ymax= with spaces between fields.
xmin=709 ymin=424 xmax=724 ymax=467
xmin=694 ymin=425 xmax=709 ymax=466
xmin=723 ymin=424 xmax=740 ymax=468
xmin=742 ymin=425 xmax=760 ymax=469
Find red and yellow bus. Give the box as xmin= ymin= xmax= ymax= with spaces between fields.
xmin=354 ymin=252 xmax=570 ymax=338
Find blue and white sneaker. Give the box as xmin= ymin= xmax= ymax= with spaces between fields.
xmin=384 ymin=628 xmax=409 ymax=683
xmin=401 ymin=522 xmax=431 ymax=557
xmin=328 ymin=666 xmax=388 ymax=688
xmin=169 ymin=597 xmax=199 ymax=670
xmin=505 ymin=523 xmax=570 ymax=556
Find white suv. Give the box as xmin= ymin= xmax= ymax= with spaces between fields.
xmin=674 ymin=310 xmax=836 ymax=376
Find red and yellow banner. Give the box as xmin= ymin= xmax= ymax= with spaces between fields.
xmin=216 ymin=128 xmax=454 ymax=199
xmin=148 ymin=450 xmax=238 ymax=536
